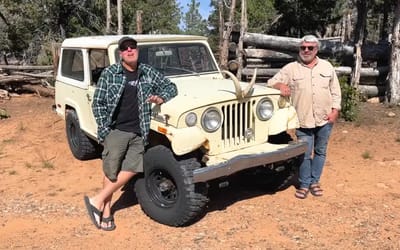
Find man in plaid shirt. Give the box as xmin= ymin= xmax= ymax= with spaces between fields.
xmin=84 ymin=36 xmax=177 ymax=231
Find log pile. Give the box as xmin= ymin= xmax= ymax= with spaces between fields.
xmin=0 ymin=65 xmax=55 ymax=97
xmin=228 ymin=32 xmax=390 ymax=97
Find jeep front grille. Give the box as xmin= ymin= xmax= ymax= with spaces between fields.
xmin=221 ymin=100 xmax=256 ymax=148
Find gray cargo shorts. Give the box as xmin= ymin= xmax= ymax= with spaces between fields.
xmin=101 ymin=129 xmax=144 ymax=182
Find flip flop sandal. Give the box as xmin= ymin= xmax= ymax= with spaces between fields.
xmin=101 ymin=215 xmax=116 ymax=231
xmin=310 ymin=184 xmax=323 ymax=197
xmin=295 ymin=188 xmax=309 ymax=199
xmin=84 ymin=196 xmax=102 ymax=229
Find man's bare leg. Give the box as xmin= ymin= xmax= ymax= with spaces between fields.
xmin=88 ymin=171 xmax=136 ymax=227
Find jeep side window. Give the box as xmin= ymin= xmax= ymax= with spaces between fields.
xmin=89 ymin=49 xmax=109 ymax=85
xmin=61 ymin=49 xmax=84 ymax=81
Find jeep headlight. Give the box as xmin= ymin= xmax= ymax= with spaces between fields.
xmin=201 ymin=107 xmax=222 ymax=132
xmin=256 ymin=98 xmax=274 ymax=121
xmin=185 ymin=112 xmax=197 ymax=127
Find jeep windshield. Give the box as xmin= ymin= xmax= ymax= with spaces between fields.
xmin=115 ymin=43 xmax=219 ymax=76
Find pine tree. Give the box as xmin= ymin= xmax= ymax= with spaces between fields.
xmin=182 ymin=0 xmax=208 ymax=35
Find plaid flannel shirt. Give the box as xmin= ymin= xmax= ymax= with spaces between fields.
xmin=92 ymin=62 xmax=177 ymax=144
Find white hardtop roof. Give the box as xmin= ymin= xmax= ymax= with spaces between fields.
xmin=61 ymin=34 xmax=208 ymax=49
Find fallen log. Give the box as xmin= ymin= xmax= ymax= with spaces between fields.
xmin=0 ymin=65 xmax=53 ymax=71
xmin=0 ymin=89 xmax=10 ymax=99
xmin=242 ymin=67 xmax=279 ymax=76
xmin=20 ymin=84 xmax=55 ymax=97
xmin=243 ymin=33 xmax=390 ymax=61
xmin=10 ymin=71 xmax=53 ymax=78
xmin=335 ymin=66 xmax=389 ymax=77
xmin=358 ymin=85 xmax=386 ymax=97
xmin=242 ymin=66 xmax=389 ymax=78
xmin=244 ymin=48 xmax=295 ymax=60
xmin=0 ymin=75 xmax=40 ymax=84
xmin=228 ymin=60 xmax=240 ymax=71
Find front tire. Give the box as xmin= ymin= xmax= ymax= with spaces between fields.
xmin=65 ymin=110 xmax=101 ymax=160
xmin=135 ymin=145 xmax=208 ymax=226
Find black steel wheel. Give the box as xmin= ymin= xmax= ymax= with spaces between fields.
xmin=135 ymin=145 xmax=208 ymax=226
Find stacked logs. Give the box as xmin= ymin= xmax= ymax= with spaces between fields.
xmin=228 ymin=32 xmax=390 ymax=97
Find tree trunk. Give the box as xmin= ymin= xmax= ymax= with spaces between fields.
xmin=351 ymin=0 xmax=368 ymax=87
xmin=117 ymin=0 xmax=123 ymax=35
xmin=106 ymin=0 xmax=111 ymax=34
xmin=136 ymin=10 xmax=143 ymax=34
xmin=237 ymin=0 xmax=247 ymax=80
xmin=388 ymin=0 xmax=400 ymax=104
xmin=218 ymin=0 xmax=224 ymax=62
xmin=219 ymin=0 xmax=236 ymax=69
xmin=380 ymin=0 xmax=390 ymax=41
xmin=52 ymin=43 xmax=61 ymax=77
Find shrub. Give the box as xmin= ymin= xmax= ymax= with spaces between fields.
xmin=339 ymin=76 xmax=361 ymax=122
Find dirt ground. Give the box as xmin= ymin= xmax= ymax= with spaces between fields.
xmin=0 ymin=95 xmax=400 ymax=249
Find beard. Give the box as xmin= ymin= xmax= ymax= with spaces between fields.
xmin=299 ymin=53 xmax=315 ymax=64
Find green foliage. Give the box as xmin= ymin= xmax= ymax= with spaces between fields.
xmin=207 ymin=0 xmax=277 ymax=52
xmin=125 ymin=0 xmax=181 ymax=34
xmin=271 ymin=0 xmax=346 ymax=37
xmin=247 ymin=0 xmax=276 ymax=33
xmin=361 ymin=150 xmax=372 ymax=159
xmin=0 ymin=0 xmax=181 ymax=63
xmin=339 ymin=76 xmax=361 ymax=122
xmin=182 ymin=0 xmax=208 ymax=35
xmin=0 ymin=109 xmax=10 ymax=119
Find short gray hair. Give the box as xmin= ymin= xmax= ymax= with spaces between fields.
xmin=300 ymin=35 xmax=320 ymax=48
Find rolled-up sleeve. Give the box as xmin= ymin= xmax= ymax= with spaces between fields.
xmin=266 ymin=64 xmax=292 ymax=88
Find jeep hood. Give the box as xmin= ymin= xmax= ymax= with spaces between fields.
xmin=159 ymin=75 xmax=280 ymax=120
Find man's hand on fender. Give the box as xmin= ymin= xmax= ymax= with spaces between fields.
xmin=147 ymin=95 xmax=164 ymax=104
xmin=273 ymin=82 xmax=291 ymax=97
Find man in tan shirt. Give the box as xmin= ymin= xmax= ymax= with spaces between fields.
xmin=267 ymin=35 xmax=341 ymax=199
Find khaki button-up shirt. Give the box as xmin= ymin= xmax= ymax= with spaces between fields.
xmin=267 ymin=57 xmax=341 ymax=128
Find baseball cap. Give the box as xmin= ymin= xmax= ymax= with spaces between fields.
xmin=118 ymin=36 xmax=137 ymax=51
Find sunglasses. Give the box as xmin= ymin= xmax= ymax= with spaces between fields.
xmin=300 ymin=46 xmax=315 ymax=51
xmin=120 ymin=42 xmax=137 ymax=51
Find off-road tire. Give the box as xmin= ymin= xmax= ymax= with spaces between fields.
xmin=135 ymin=145 xmax=209 ymax=227
xmin=65 ymin=110 xmax=100 ymax=160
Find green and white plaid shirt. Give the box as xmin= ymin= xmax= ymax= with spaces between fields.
xmin=92 ymin=62 xmax=177 ymax=144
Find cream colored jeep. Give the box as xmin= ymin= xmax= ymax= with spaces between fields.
xmin=54 ymin=35 xmax=307 ymax=226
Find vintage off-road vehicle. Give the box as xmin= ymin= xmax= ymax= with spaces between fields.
xmin=54 ymin=34 xmax=307 ymax=226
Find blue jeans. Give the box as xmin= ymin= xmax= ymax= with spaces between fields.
xmin=296 ymin=123 xmax=333 ymax=189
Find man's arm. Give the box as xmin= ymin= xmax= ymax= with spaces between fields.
xmin=266 ymin=64 xmax=291 ymax=97
xmin=327 ymin=68 xmax=342 ymax=123
xmin=145 ymin=66 xmax=178 ymax=104
xmin=92 ymin=70 xmax=111 ymax=141
xmin=330 ymin=69 xmax=342 ymax=111
xmin=272 ymin=82 xmax=291 ymax=97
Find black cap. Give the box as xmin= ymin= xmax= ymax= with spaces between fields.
xmin=118 ymin=36 xmax=137 ymax=51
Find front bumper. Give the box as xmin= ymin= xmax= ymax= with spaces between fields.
xmin=192 ymin=141 xmax=307 ymax=183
